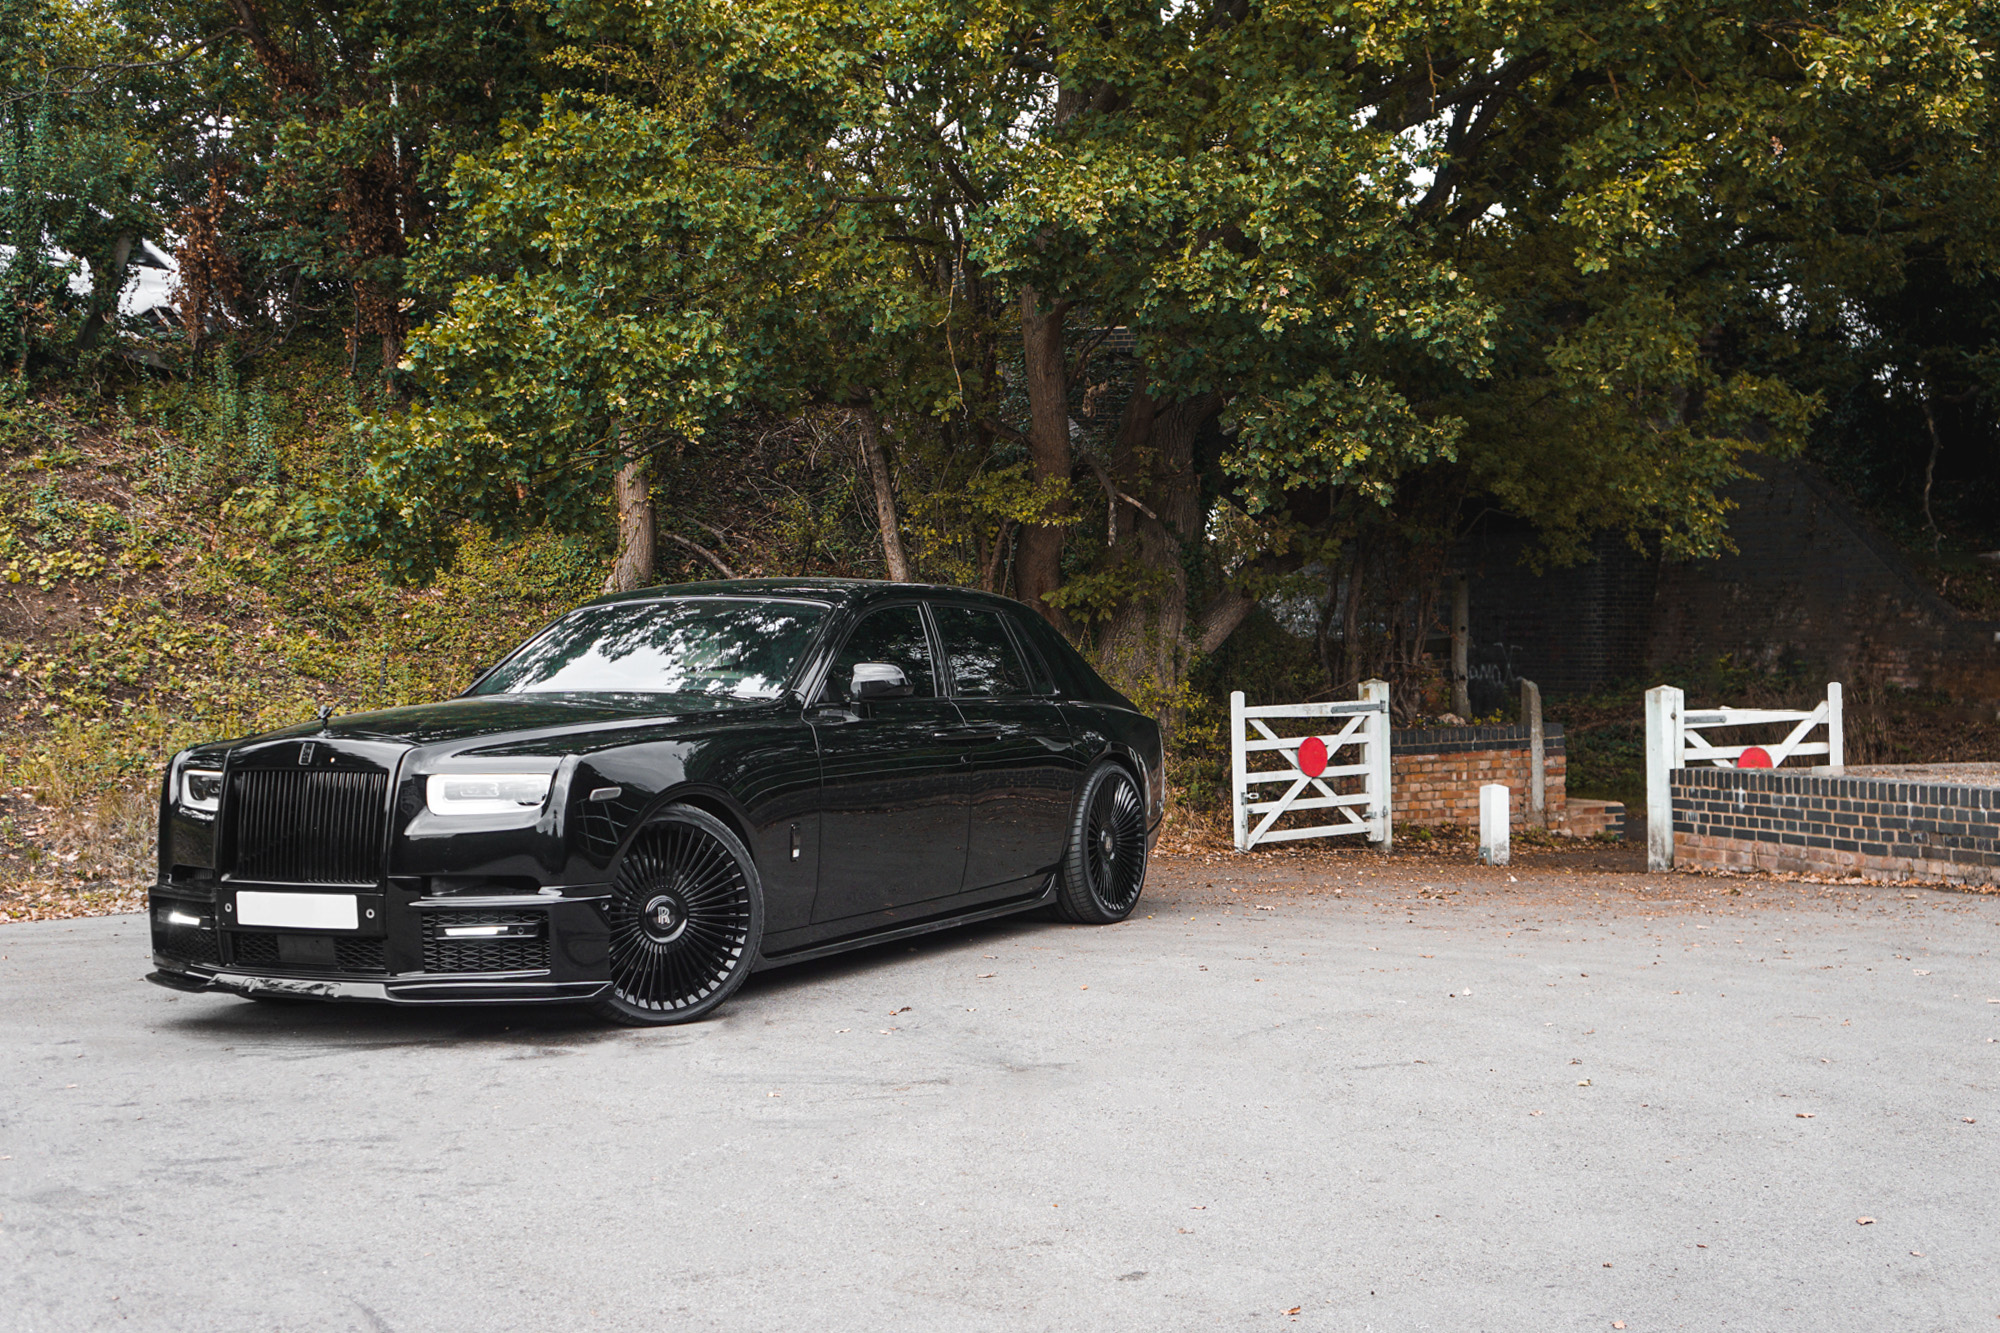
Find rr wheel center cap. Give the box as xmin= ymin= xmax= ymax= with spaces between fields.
xmin=642 ymin=893 xmax=688 ymax=943
xmin=1099 ymin=829 xmax=1116 ymax=860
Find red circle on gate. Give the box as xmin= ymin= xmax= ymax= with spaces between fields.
xmin=1298 ymin=736 xmax=1329 ymax=778
xmin=1738 ymin=746 xmax=1774 ymax=769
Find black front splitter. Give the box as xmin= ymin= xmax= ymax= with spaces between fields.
xmin=147 ymin=963 xmax=607 ymax=1005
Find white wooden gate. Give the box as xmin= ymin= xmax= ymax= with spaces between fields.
xmin=1230 ymin=681 xmax=1393 ymax=852
xmin=1644 ymin=682 xmax=1844 ymax=871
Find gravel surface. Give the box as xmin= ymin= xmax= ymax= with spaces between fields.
xmin=3 ymin=849 xmax=1997 ymax=1331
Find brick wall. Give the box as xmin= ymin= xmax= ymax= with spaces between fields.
xmin=1672 ymin=767 xmax=2000 ymax=885
xmin=1457 ymin=525 xmax=1658 ymax=711
xmin=1648 ymin=459 xmax=1996 ymax=690
xmin=1453 ymin=456 xmax=2000 ymax=708
xmin=1391 ymin=725 xmax=1568 ymax=829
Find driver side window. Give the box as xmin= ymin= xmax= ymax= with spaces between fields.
xmin=824 ymin=605 xmax=936 ymax=702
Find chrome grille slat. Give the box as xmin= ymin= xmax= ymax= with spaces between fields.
xmin=228 ymin=769 xmax=389 ymax=884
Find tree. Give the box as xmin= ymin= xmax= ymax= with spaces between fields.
xmin=0 ymin=0 xmax=180 ymax=375
xmin=345 ymin=0 xmax=1998 ymax=725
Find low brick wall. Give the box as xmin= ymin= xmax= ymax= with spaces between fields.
xmin=1567 ymin=799 xmax=1626 ymax=839
xmin=1673 ymin=767 xmax=2000 ymax=885
xmin=1392 ymin=725 xmax=1567 ymax=829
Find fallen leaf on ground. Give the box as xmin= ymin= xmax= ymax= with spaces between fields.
xmin=1796 ymin=1112 xmax=1815 ymax=1119
xmin=1856 ymin=1217 xmax=1875 ymax=1225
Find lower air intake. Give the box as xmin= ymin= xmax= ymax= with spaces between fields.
xmin=421 ymin=910 xmax=550 ymax=973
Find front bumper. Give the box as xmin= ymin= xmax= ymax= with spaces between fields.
xmin=146 ymin=882 xmax=615 ymax=1006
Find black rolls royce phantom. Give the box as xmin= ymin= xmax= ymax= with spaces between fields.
xmin=147 ymin=580 xmax=1163 ymax=1024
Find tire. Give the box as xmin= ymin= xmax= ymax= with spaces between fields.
xmin=1054 ymin=762 xmax=1149 ymax=924
xmin=591 ymin=805 xmax=764 ymax=1026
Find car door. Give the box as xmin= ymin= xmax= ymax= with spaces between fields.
xmin=931 ymin=602 xmax=1079 ymax=895
xmin=807 ymin=603 xmax=970 ymax=923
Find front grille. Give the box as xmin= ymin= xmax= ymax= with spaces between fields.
xmin=154 ymin=918 xmax=220 ymax=964
xmin=228 ymin=769 xmax=389 ymax=884
xmin=227 ymin=931 xmax=388 ymax=974
xmin=421 ymin=910 xmax=550 ymax=973
xmin=334 ymin=937 xmax=388 ymax=972
xmin=231 ymin=932 xmax=281 ymax=967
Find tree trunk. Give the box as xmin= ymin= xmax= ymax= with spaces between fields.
xmin=1018 ymin=285 xmax=1071 ymax=623
xmin=73 ymin=233 xmax=134 ymax=352
xmin=1089 ymin=385 xmax=1224 ymax=729
xmin=854 ymin=403 xmax=912 ymax=581
xmin=603 ymin=437 xmax=656 ymax=593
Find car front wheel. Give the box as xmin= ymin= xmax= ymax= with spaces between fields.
xmin=1055 ymin=762 xmax=1149 ymax=924
xmin=592 ymin=806 xmax=764 ymax=1026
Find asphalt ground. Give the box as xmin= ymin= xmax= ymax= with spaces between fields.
xmin=2 ymin=847 xmax=1997 ymax=1332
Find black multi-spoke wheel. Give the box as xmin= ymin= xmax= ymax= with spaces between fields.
xmin=1055 ymin=763 xmax=1149 ymax=924
xmin=592 ymin=806 xmax=763 ymax=1026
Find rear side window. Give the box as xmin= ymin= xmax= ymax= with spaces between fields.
xmin=1003 ymin=613 xmax=1055 ymax=693
xmin=934 ymin=605 xmax=1032 ymax=698
xmin=825 ymin=605 xmax=936 ymax=700
xmin=1012 ymin=608 xmax=1123 ymax=704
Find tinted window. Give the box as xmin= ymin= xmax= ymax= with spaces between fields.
xmin=935 ymin=605 xmax=1031 ymax=698
xmin=1005 ymin=613 xmax=1055 ymax=693
xmin=826 ymin=605 xmax=935 ymax=700
xmin=473 ymin=599 xmax=826 ymax=699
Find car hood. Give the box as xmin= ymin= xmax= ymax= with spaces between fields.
xmin=237 ymin=693 xmax=773 ymax=751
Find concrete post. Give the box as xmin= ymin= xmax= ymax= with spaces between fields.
xmin=1645 ymin=684 xmax=1685 ymax=872
xmin=1450 ymin=575 xmax=1470 ymax=718
xmin=1826 ymin=681 xmax=1844 ymax=769
xmin=1230 ymin=690 xmax=1249 ymax=852
xmin=1362 ymin=678 xmax=1393 ymax=852
xmin=1520 ymin=678 xmax=1545 ymax=828
xmin=1479 ymin=783 xmax=1510 ymax=866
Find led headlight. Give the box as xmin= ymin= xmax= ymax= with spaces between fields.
xmin=181 ymin=769 xmax=224 ymax=812
xmin=425 ymin=772 xmax=553 ymax=816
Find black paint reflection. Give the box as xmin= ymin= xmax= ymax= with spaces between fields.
xmin=474 ymin=599 xmax=828 ymax=700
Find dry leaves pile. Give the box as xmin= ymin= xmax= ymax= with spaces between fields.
xmin=0 ymin=788 xmax=151 ymax=922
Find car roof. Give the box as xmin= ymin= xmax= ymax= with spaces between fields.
xmin=585 ymin=578 xmax=1030 ymax=615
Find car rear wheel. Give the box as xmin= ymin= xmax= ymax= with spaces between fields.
xmin=592 ymin=806 xmax=764 ymax=1026
xmin=1055 ymin=762 xmax=1149 ymax=924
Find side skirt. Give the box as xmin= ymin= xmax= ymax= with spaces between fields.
xmin=755 ymin=879 xmax=1058 ymax=971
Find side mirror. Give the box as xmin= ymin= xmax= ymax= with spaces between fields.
xmin=851 ymin=662 xmax=912 ymax=701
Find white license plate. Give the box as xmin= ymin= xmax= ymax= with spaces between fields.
xmin=235 ymin=891 xmax=358 ymax=931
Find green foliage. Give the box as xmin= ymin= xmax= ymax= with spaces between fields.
xmin=0 ymin=0 xmax=170 ymax=371
xmin=0 ymin=363 xmax=609 ymax=807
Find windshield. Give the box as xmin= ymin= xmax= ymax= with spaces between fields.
xmin=471 ymin=598 xmax=828 ymax=700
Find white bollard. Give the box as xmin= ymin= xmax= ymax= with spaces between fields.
xmin=1645 ymin=684 xmax=1684 ymax=872
xmin=1479 ymin=783 xmax=1511 ymax=866
xmin=1362 ymin=678 xmax=1393 ymax=851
